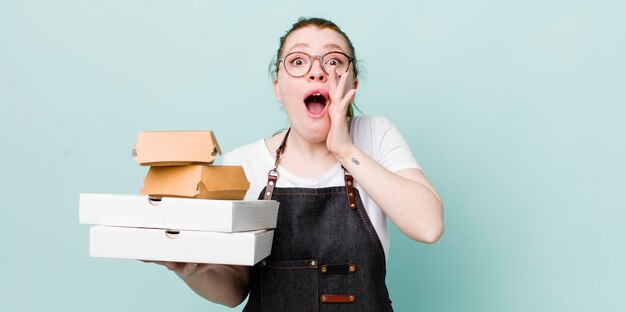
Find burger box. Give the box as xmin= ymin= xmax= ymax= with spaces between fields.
xmin=132 ymin=130 xmax=222 ymax=166
xmin=89 ymin=225 xmax=274 ymax=266
xmin=79 ymin=193 xmax=279 ymax=232
xmin=141 ymin=165 xmax=250 ymax=200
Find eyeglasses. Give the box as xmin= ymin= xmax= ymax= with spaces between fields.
xmin=278 ymin=51 xmax=355 ymax=78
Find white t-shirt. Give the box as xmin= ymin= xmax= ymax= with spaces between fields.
xmin=221 ymin=115 xmax=420 ymax=258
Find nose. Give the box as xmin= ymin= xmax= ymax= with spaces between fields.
xmin=308 ymin=59 xmax=327 ymax=82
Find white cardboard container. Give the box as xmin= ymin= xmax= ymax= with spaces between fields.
xmin=90 ymin=225 xmax=274 ymax=266
xmin=79 ymin=193 xmax=279 ymax=232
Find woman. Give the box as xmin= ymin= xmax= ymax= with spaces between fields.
xmin=155 ymin=17 xmax=443 ymax=311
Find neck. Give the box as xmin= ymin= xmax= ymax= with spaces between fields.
xmin=272 ymin=127 xmax=337 ymax=179
xmin=284 ymin=129 xmax=331 ymax=159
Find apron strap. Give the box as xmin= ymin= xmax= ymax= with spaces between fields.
xmin=263 ymin=128 xmax=290 ymax=200
xmin=343 ymin=166 xmax=357 ymax=210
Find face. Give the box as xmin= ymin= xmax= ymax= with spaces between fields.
xmin=274 ymin=26 xmax=358 ymax=143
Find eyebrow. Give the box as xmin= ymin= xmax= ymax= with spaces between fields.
xmin=286 ymin=43 xmax=346 ymax=54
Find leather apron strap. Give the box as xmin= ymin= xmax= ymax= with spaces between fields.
xmin=263 ymin=128 xmax=290 ymax=200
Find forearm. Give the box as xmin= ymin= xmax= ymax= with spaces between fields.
xmin=181 ymin=264 xmax=249 ymax=308
xmin=336 ymin=145 xmax=444 ymax=243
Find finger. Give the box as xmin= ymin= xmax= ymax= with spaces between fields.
xmin=332 ymin=87 xmax=356 ymax=116
xmin=337 ymin=69 xmax=349 ymax=96
xmin=334 ymin=85 xmax=356 ymax=113
xmin=328 ymin=65 xmax=338 ymax=101
xmin=181 ymin=263 xmax=199 ymax=276
xmin=141 ymin=260 xmax=165 ymax=265
xmin=330 ymin=69 xmax=348 ymax=108
xmin=341 ymin=89 xmax=357 ymax=111
xmin=194 ymin=263 xmax=214 ymax=274
xmin=164 ymin=261 xmax=182 ymax=271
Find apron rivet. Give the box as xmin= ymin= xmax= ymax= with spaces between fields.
xmin=266 ymin=191 xmax=271 ymax=196
xmin=269 ymin=181 xmax=274 ymax=186
xmin=321 ymin=265 xmax=327 ymax=273
xmin=350 ymin=295 xmax=355 ymax=301
xmin=261 ymin=260 xmax=266 ymax=266
xmin=310 ymin=260 xmax=316 ymax=266
xmin=349 ymin=264 xmax=356 ymax=272
xmin=351 ymin=203 xmax=356 ymax=208
xmin=347 ymin=181 xmax=352 ymax=186
xmin=321 ymin=295 xmax=327 ymax=302
xmin=349 ymin=192 xmax=353 ymax=196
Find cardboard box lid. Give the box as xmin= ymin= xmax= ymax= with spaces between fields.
xmin=132 ymin=131 xmax=222 ymax=166
xmin=141 ymin=165 xmax=250 ymax=198
xmin=89 ymin=225 xmax=274 ymax=265
xmin=79 ymin=193 xmax=279 ymax=232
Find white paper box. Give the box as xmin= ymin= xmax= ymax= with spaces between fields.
xmin=90 ymin=225 xmax=274 ymax=266
xmin=79 ymin=193 xmax=279 ymax=232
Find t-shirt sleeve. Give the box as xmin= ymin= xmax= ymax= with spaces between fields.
xmin=370 ymin=116 xmax=421 ymax=173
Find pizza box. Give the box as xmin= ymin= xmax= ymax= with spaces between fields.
xmin=79 ymin=193 xmax=279 ymax=232
xmin=89 ymin=225 xmax=273 ymax=266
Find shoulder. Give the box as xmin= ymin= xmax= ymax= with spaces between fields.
xmin=350 ymin=115 xmax=399 ymax=137
xmin=351 ymin=115 xmax=420 ymax=171
xmin=350 ymin=115 xmax=400 ymax=147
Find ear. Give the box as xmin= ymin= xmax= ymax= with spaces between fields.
xmin=273 ymin=78 xmax=283 ymax=103
xmin=352 ymin=79 xmax=359 ymax=90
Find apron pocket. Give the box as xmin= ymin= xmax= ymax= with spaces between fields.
xmin=260 ymin=259 xmax=318 ymax=312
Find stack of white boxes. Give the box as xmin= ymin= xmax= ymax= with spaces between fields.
xmin=79 ymin=131 xmax=279 ymax=266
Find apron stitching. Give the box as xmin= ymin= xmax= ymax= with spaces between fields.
xmin=259 ymin=265 xmax=263 ymax=311
xmin=273 ymin=191 xmax=344 ymax=196
xmin=316 ymin=261 xmax=320 ymax=312
xmin=264 ymin=266 xmax=317 ymax=270
xmin=355 ymin=204 xmax=386 ymax=267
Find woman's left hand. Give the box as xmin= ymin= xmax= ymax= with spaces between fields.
xmin=326 ymin=66 xmax=357 ymax=159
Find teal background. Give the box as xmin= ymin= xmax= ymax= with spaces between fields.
xmin=1 ymin=0 xmax=624 ymax=311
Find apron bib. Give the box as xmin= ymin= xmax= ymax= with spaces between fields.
xmin=243 ymin=129 xmax=393 ymax=312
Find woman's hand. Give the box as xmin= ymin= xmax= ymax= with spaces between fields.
xmin=142 ymin=260 xmax=250 ymax=307
xmin=142 ymin=260 xmax=214 ymax=279
xmin=326 ymin=66 xmax=357 ymax=159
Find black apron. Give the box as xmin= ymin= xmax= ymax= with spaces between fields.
xmin=243 ymin=129 xmax=393 ymax=312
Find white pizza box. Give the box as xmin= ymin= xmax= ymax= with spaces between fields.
xmin=89 ymin=225 xmax=274 ymax=266
xmin=79 ymin=193 xmax=279 ymax=233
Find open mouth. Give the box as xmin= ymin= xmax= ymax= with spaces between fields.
xmin=303 ymin=90 xmax=330 ymax=117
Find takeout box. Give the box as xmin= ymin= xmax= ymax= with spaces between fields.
xmin=82 ymin=129 xmax=274 ymax=266
xmin=141 ymin=165 xmax=250 ymax=200
xmin=90 ymin=225 xmax=274 ymax=265
xmin=132 ymin=131 xmax=222 ymax=166
xmin=79 ymin=193 xmax=279 ymax=232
